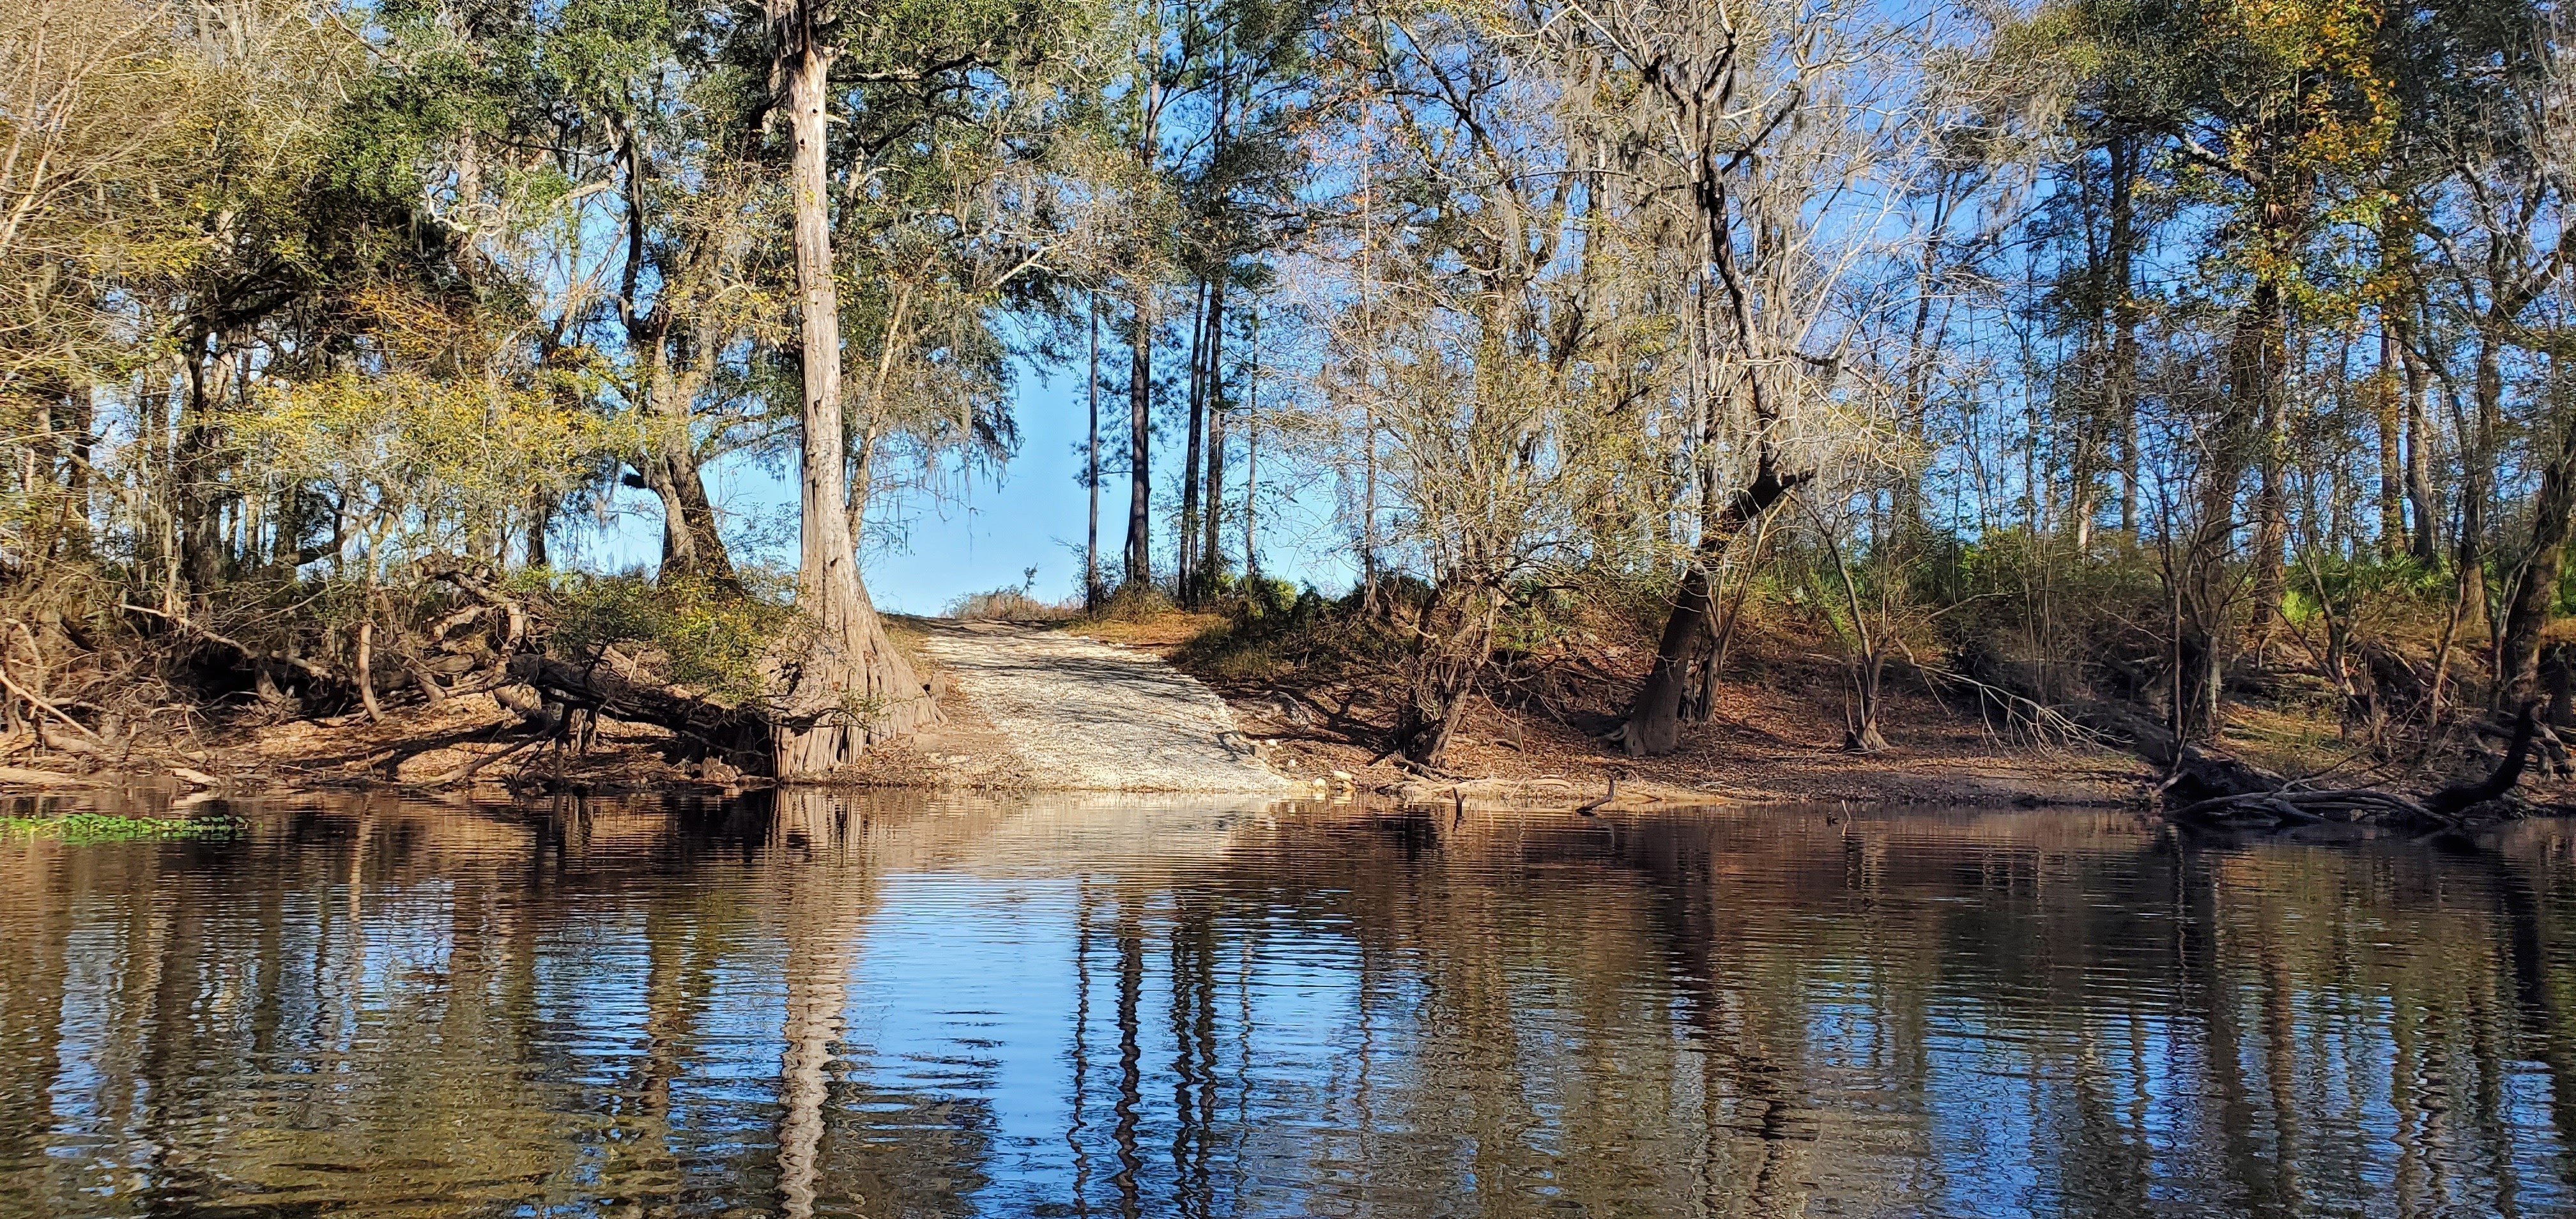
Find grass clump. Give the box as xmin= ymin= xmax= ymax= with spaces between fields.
xmin=947 ymin=585 xmax=1082 ymax=622
xmin=1 ymin=813 xmax=244 ymax=843
xmin=1085 ymin=583 xmax=1178 ymax=622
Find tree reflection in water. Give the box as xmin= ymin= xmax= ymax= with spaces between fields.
xmin=1 ymin=792 xmax=2573 ymax=1216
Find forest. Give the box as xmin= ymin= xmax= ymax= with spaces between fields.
xmin=0 ymin=0 xmax=2568 ymax=803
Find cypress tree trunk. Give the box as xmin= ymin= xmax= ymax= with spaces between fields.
xmin=769 ymin=0 xmax=936 ymax=778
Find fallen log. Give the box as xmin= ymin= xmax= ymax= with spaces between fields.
xmin=2062 ymin=702 xmax=2288 ymax=806
xmin=2168 ymin=786 xmax=2449 ymax=831
xmin=506 ymin=654 xmax=774 ymax=772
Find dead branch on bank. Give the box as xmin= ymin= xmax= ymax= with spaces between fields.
xmin=2157 ymin=705 xmax=2544 ymax=833
xmin=504 ymin=654 xmax=774 ymax=769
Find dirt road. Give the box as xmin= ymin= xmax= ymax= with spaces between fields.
xmin=908 ymin=621 xmax=1288 ymax=793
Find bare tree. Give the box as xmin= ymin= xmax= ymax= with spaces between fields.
xmin=1570 ymin=0 xmax=1917 ymax=755
xmin=1299 ymin=1 xmax=1674 ymax=766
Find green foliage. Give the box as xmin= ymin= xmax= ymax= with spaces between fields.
xmin=1 ymin=813 xmax=243 ymax=843
xmin=2278 ymin=554 xmax=2449 ymax=627
xmin=226 ymin=334 xmax=620 ymax=567
xmin=527 ymin=572 xmax=797 ymax=703
xmin=1491 ymin=583 xmax=1593 ymax=656
xmin=1227 ymin=573 xmax=1307 ymax=622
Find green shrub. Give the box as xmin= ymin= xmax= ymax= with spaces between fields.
xmin=522 ymin=570 xmax=796 ymax=702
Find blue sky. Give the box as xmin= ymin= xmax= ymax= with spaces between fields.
xmin=573 ymin=349 xmax=1355 ymax=615
xmin=855 ymin=362 xmax=1113 ymax=614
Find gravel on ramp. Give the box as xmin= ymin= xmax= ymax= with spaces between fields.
xmin=914 ymin=622 xmax=1289 ymax=793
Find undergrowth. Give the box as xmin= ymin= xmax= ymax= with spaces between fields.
xmin=1166 ymin=576 xmax=1405 ymax=686
xmin=947 ymin=585 xmax=1082 ymax=621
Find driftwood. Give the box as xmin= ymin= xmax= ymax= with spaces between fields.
xmin=407 ymin=732 xmax=551 ymax=789
xmin=2165 ymin=786 xmax=2457 ymax=831
xmin=2469 ymin=708 xmax=2570 ymax=776
xmin=0 ymin=664 xmax=103 ymax=744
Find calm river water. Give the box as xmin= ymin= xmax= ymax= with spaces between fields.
xmin=4 ymin=791 xmax=2575 ymax=1217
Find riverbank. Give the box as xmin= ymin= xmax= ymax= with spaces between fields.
xmin=1071 ymin=610 xmax=2149 ymax=809
xmin=0 ymin=609 xmax=2501 ymax=813
xmin=0 ymin=617 xmax=1296 ymax=799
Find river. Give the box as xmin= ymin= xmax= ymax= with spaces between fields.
xmin=2 ymin=790 xmax=2572 ymax=1216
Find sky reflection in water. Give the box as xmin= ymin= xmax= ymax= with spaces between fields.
xmin=2 ymin=791 xmax=2573 ymax=1217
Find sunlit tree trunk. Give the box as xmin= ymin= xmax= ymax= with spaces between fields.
xmin=2402 ymin=341 xmax=2440 ymax=565
xmin=769 ymin=0 xmax=935 ymax=778
xmin=1087 ymin=296 xmax=1103 ymax=606
xmin=2375 ymin=329 xmax=2407 ymax=555
xmin=1242 ymin=305 xmax=1259 ymax=576
xmin=1179 ymin=281 xmax=1207 ymax=599
xmin=2462 ymin=335 xmax=2502 ymax=654
xmin=1121 ymin=63 xmax=1163 ymax=594
xmin=639 ymin=446 xmax=735 ymax=584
